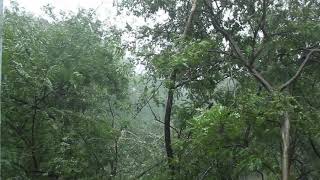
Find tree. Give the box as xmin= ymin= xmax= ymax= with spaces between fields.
xmin=1 ymin=5 xmax=131 ymax=179
xmin=121 ymin=0 xmax=320 ymax=179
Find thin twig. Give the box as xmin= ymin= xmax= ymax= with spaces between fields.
xmin=147 ymin=101 xmax=180 ymax=134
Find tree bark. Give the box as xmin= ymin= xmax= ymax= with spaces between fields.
xmin=0 ymin=0 xmax=3 ymax=173
xmin=281 ymin=111 xmax=290 ymax=180
xmin=164 ymin=70 xmax=176 ymax=175
xmin=110 ymin=139 xmax=118 ymax=177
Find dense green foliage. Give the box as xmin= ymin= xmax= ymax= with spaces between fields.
xmin=1 ymin=5 xmax=131 ymax=179
xmin=1 ymin=0 xmax=320 ymax=179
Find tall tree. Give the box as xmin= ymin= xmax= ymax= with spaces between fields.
xmin=121 ymin=0 xmax=320 ymax=179
xmin=163 ymin=0 xmax=199 ymax=175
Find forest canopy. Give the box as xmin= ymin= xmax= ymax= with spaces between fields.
xmin=1 ymin=0 xmax=320 ymax=180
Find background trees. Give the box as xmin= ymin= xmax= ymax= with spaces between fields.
xmin=1 ymin=5 xmax=131 ymax=179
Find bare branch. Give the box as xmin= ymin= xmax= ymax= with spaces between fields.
xmin=279 ymin=49 xmax=320 ymax=91
xmin=250 ymin=0 xmax=268 ymax=64
xmin=204 ymin=0 xmax=273 ymax=92
xmin=132 ymin=82 xmax=163 ymax=120
xmin=147 ymin=101 xmax=179 ymax=134
xmin=204 ymin=0 xmax=247 ymax=64
xmin=199 ymin=165 xmax=213 ymax=180
xmin=250 ymin=67 xmax=273 ymax=92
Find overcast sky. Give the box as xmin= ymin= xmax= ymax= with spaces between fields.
xmin=4 ymin=0 xmax=167 ymax=28
xmin=4 ymin=0 xmax=114 ymax=16
xmin=4 ymin=0 xmax=151 ymax=30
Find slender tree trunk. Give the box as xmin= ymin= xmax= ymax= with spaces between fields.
xmin=281 ymin=111 xmax=290 ymax=180
xmin=164 ymin=70 xmax=176 ymax=175
xmin=110 ymin=139 xmax=118 ymax=177
xmin=0 ymin=0 xmax=3 ymax=173
xmin=163 ymin=0 xmax=198 ymax=175
xmin=108 ymin=101 xmax=118 ymax=178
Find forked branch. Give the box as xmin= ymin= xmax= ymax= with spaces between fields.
xmin=203 ymin=0 xmax=273 ymax=92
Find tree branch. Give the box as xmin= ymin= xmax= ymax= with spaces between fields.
xmin=132 ymin=82 xmax=163 ymax=120
xmin=5 ymin=118 xmax=32 ymax=146
xmin=204 ymin=0 xmax=273 ymax=92
xmin=279 ymin=49 xmax=320 ymax=91
xmin=250 ymin=67 xmax=273 ymax=92
xmin=250 ymin=0 xmax=268 ymax=65
xmin=309 ymin=137 xmax=320 ymax=159
xmin=147 ymin=101 xmax=179 ymax=134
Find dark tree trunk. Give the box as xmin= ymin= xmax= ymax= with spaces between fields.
xmin=164 ymin=70 xmax=176 ymax=175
